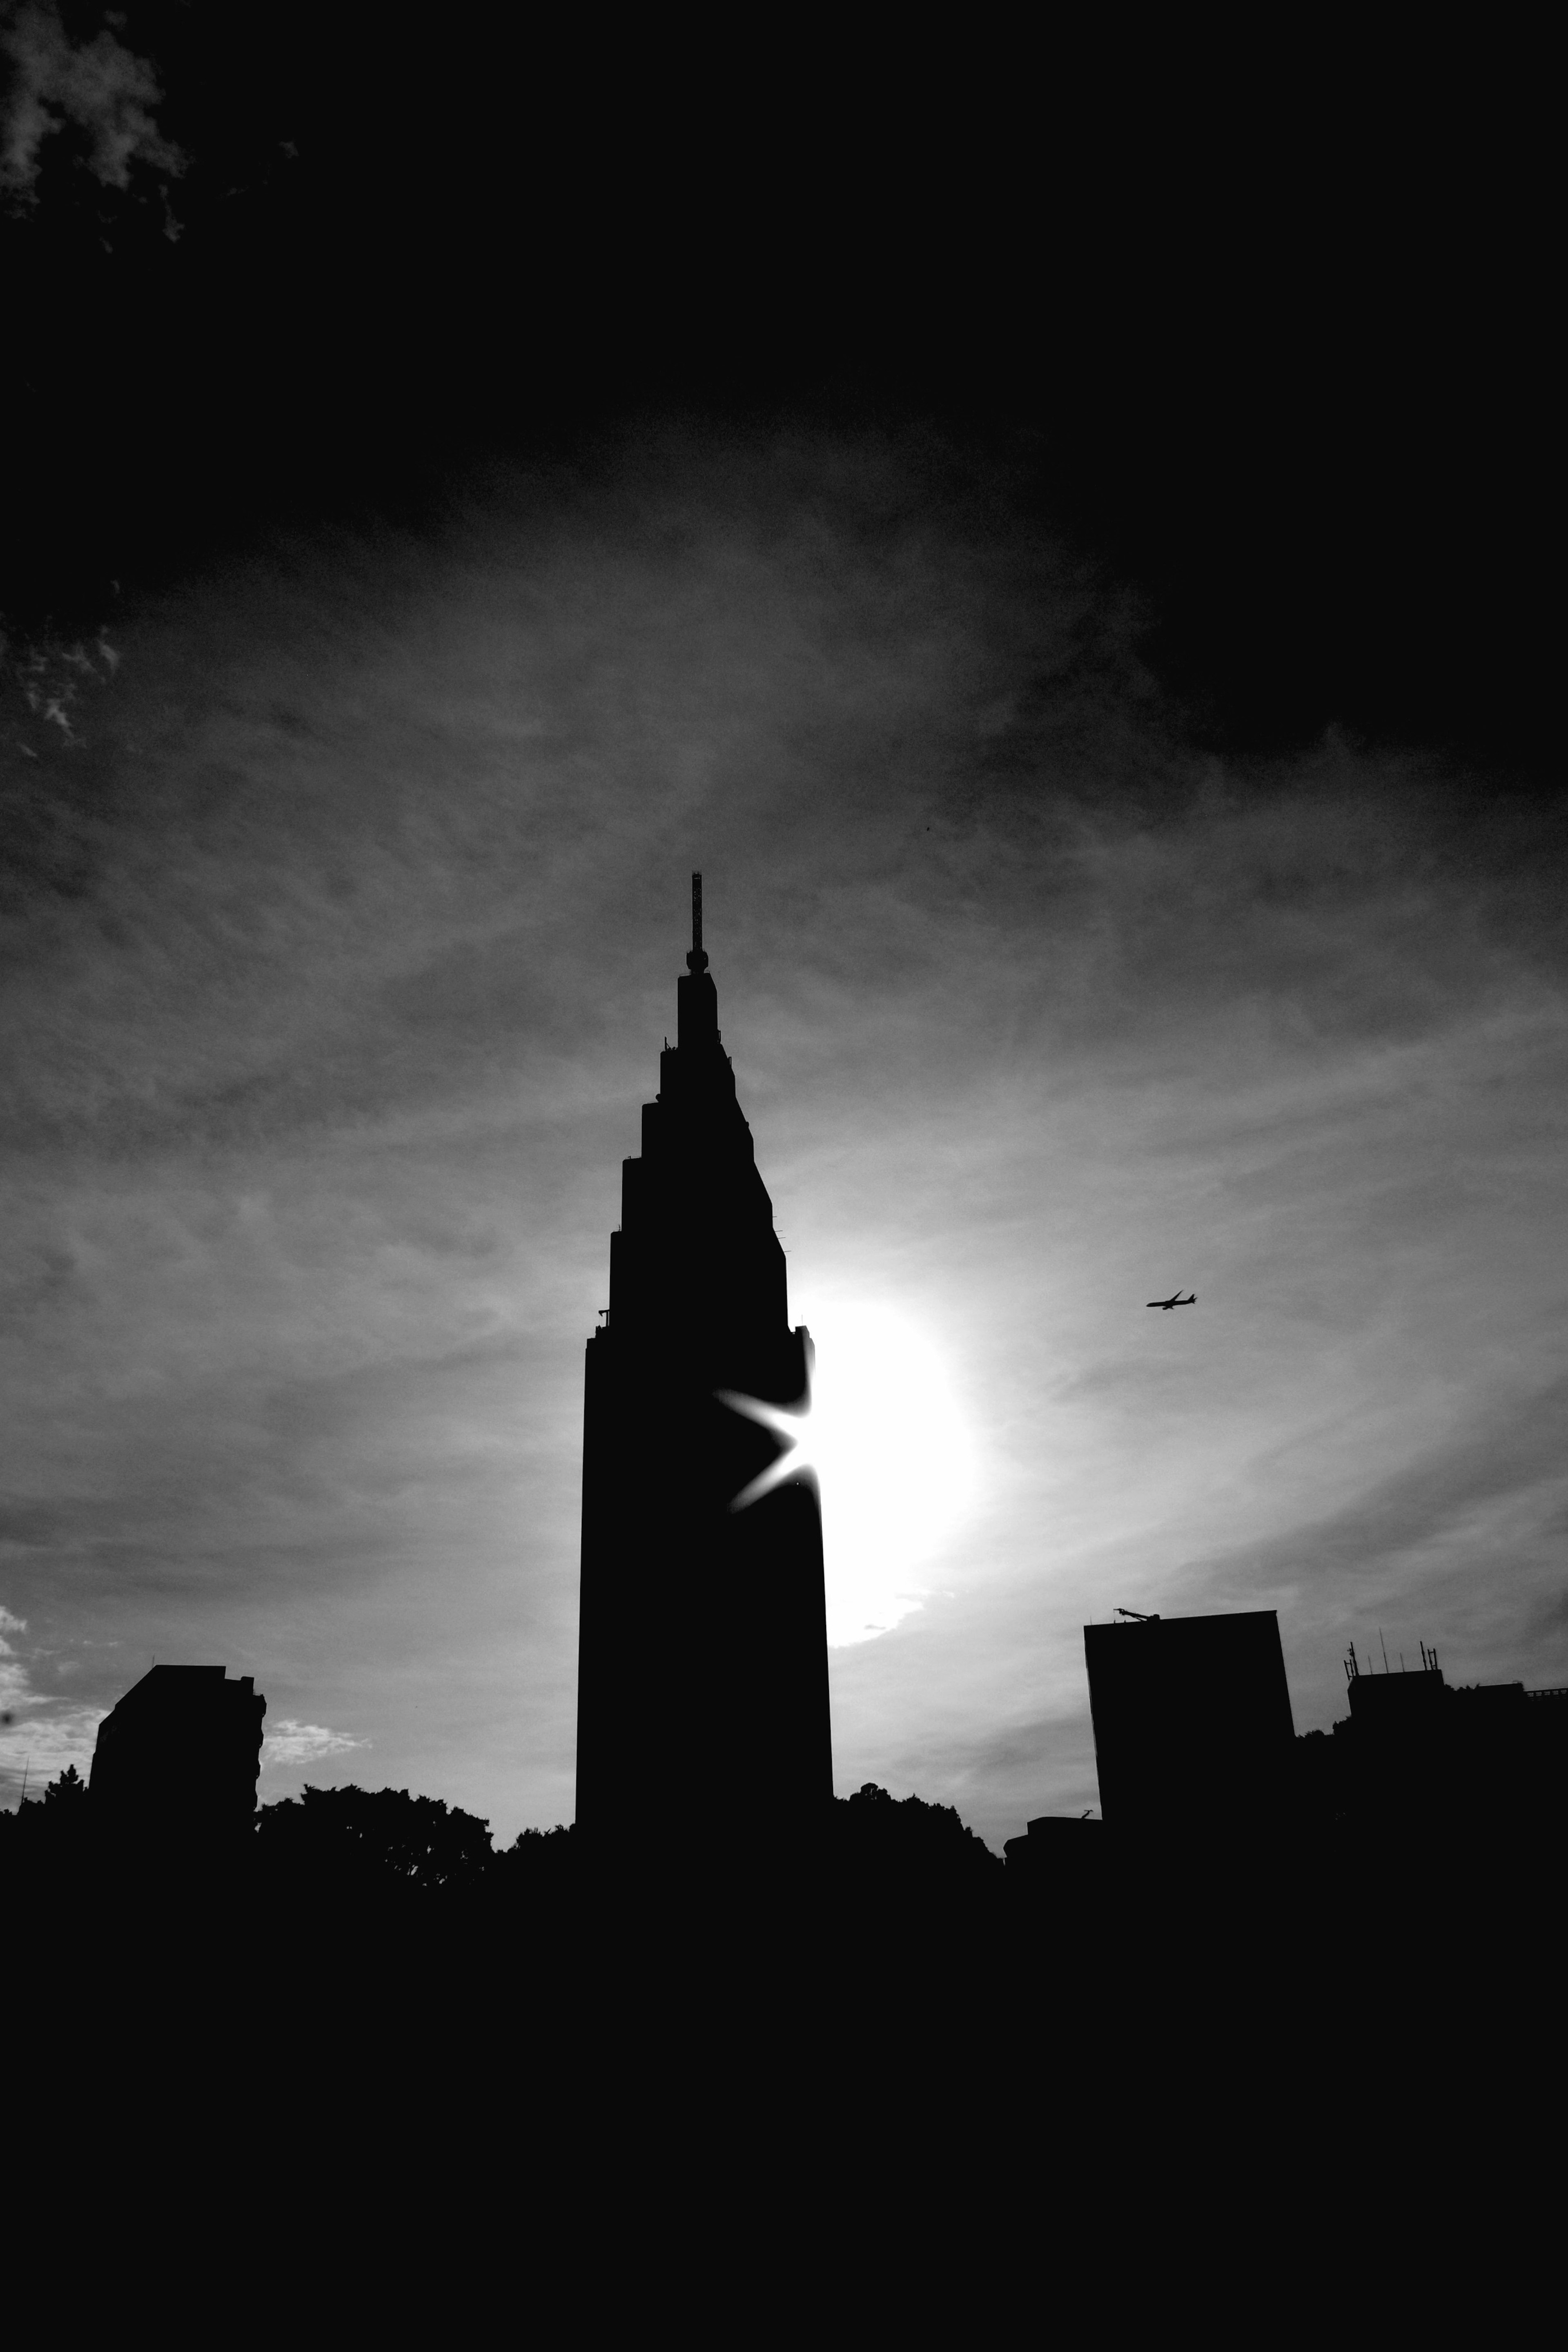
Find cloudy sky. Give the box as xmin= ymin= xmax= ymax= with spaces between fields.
xmin=2 ymin=9 xmax=1560 ymax=1846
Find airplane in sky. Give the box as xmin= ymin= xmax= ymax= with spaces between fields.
xmin=1146 ymin=1289 xmax=1196 ymax=1311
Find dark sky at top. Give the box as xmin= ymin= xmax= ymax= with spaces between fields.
xmin=4 ymin=4 xmax=1554 ymax=770
xmin=2 ymin=9 xmax=1561 ymax=1840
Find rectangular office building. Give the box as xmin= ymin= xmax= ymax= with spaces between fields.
xmin=1084 ymin=1610 xmax=1296 ymax=1833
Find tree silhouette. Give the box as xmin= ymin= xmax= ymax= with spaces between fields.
xmin=831 ymin=1783 xmax=1003 ymax=1903
xmin=44 ymin=1763 xmax=88 ymax=1807
xmin=482 ymin=1823 xmax=577 ymax=1917
xmin=255 ymin=1784 xmax=494 ymax=1899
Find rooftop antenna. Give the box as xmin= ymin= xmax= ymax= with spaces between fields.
xmin=688 ymin=872 xmax=708 ymax=972
xmin=18 ymin=1757 xmax=29 ymax=1807
xmin=1379 ymin=1628 xmax=1390 ymax=1673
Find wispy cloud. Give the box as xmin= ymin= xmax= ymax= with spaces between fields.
xmin=0 ymin=428 xmax=1563 ymax=1845
xmin=2 ymin=620 xmax=121 ymax=760
xmin=0 ymin=1606 xmax=107 ymax=1797
xmin=261 ymin=1719 xmax=368 ymax=1769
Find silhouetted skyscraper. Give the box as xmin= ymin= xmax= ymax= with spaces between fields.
xmin=576 ymin=878 xmax=832 ymax=1855
xmin=1084 ymin=1610 xmax=1295 ymax=1835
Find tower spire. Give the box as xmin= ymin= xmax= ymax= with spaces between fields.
xmin=687 ymin=871 xmax=707 ymax=972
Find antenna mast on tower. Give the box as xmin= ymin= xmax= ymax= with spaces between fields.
xmin=688 ymin=871 xmax=707 ymax=971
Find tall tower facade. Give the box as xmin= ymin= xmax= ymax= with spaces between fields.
xmin=576 ymin=880 xmax=833 ymax=1850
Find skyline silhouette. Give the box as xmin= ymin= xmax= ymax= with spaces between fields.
xmin=1 ymin=25 xmax=1562 ymax=1842
xmin=10 ymin=1590 xmax=1562 ymax=1884
xmin=3 ymin=785 xmax=1564 ymax=1849
xmin=4 ymin=34 xmax=1558 ymax=2307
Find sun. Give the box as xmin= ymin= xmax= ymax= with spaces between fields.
xmin=721 ymin=1302 xmax=978 ymax=1647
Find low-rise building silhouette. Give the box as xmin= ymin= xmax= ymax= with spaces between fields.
xmin=1038 ymin=1613 xmax=1568 ymax=1861
xmin=1002 ymin=1813 xmax=1104 ymax=1897
xmin=1302 ymin=1644 xmax=1568 ymax=1835
xmin=89 ymin=1665 xmax=266 ymax=1840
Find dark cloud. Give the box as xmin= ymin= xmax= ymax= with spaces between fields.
xmin=7 ymin=439 xmax=1561 ymax=1144
xmin=1197 ymin=1376 xmax=1568 ymax=1614
xmin=0 ymin=3 xmax=183 ymax=208
xmin=1530 ymin=1588 xmax=1568 ymax=1640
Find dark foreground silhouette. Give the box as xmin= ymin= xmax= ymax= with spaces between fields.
xmin=0 ymin=1770 xmax=998 ymax=1934
xmin=5 ymin=1758 xmax=1556 ymax=2328
xmin=6 ymin=1635 xmax=1559 ymax=2303
xmin=8 ymin=1752 xmax=1559 ymax=1980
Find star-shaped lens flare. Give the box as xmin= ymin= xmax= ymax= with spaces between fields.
xmin=720 ymin=1305 xmax=978 ymax=1647
xmin=715 ymin=1390 xmax=814 ymax=1512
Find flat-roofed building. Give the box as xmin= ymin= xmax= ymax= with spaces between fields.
xmin=90 ymin=1665 xmax=266 ymax=1840
xmin=1083 ymin=1610 xmax=1296 ymax=1835
xmin=1331 ymin=1654 xmax=1568 ymax=1831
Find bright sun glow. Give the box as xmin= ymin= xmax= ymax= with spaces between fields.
xmin=722 ymin=1303 xmax=978 ymax=1647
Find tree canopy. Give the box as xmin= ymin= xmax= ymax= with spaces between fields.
xmin=255 ymin=1784 xmax=494 ymax=1891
